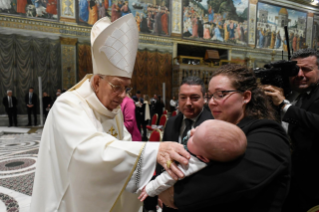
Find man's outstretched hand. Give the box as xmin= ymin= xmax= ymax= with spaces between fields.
xmin=157 ymin=142 xmax=190 ymax=180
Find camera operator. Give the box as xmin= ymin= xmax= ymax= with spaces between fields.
xmin=263 ymin=48 xmax=319 ymax=212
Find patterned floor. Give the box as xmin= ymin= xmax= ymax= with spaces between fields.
xmin=0 ymin=127 xmax=41 ymax=212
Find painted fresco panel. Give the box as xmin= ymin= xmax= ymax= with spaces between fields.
xmin=312 ymin=15 xmax=319 ymax=49
xmin=78 ymin=0 xmax=170 ymax=36
xmin=256 ymin=2 xmax=307 ymax=52
xmin=182 ymin=0 xmax=249 ymax=46
xmin=0 ymin=0 xmax=58 ymax=19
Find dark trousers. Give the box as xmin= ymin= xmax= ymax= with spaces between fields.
xmin=6 ymin=108 xmax=17 ymax=126
xmin=27 ymin=107 xmax=37 ymax=125
xmin=142 ymin=120 xmax=148 ymax=141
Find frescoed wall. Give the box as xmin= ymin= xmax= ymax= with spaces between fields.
xmin=256 ymin=2 xmax=307 ymax=52
xmin=312 ymin=15 xmax=319 ymax=49
xmin=0 ymin=0 xmax=58 ymax=19
xmin=78 ymin=0 xmax=170 ymax=36
xmin=182 ymin=0 xmax=249 ymax=45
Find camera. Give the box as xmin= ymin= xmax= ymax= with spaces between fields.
xmin=254 ymin=60 xmax=299 ymax=97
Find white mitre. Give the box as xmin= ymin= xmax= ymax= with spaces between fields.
xmin=91 ymin=14 xmax=139 ymax=79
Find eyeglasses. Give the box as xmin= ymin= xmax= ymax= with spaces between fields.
xmin=207 ymin=90 xmax=243 ymax=101
xmin=100 ymin=76 xmax=131 ymax=94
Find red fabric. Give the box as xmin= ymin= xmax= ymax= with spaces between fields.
xmin=17 ymin=0 xmax=27 ymax=13
xmin=104 ymin=0 xmax=108 ymax=9
xmin=149 ymin=130 xmax=160 ymax=141
xmin=46 ymin=0 xmax=57 ymax=14
xmin=159 ymin=115 xmax=167 ymax=126
xmin=171 ymin=111 xmax=177 ymax=117
xmin=151 ymin=114 xmax=158 ymax=125
xmin=163 ymin=110 xmax=168 ymax=115
xmin=121 ymin=96 xmax=142 ymax=141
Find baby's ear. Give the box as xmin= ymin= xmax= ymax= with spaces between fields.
xmin=196 ymin=155 xmax=210 ymax=163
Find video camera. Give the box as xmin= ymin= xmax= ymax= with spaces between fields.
xmin=253 ymin=26 xmax=300 ymax=97
xmin=254 ymin=60 xmax=299 ymax=96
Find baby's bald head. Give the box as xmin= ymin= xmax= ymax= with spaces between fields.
xmin=187 ymin=120 xmax=247 ymax=163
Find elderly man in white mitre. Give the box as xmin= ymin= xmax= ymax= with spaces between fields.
xmin=30 ymin=14 xmax=190 ymax=212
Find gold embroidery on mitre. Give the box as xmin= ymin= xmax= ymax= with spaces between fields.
xmin=108 ymin=126 xmax=118 ymax=138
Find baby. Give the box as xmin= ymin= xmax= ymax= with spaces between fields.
xmin=138 ymin=119 xmax=247 ymax=201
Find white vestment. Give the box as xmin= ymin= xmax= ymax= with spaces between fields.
xmin=31 ymin=76 xmax=158 ymax=212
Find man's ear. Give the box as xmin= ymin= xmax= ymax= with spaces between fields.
xmin=92 ymin=75 xmax=101 ymax=93
xmin=196 ymin=155 xmax=210 ymax=163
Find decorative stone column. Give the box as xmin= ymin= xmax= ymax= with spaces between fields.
xmin=248 ymin=0 xmax=258 ymax=48
xmin=59 ymin=0 xmax=76 ymax=23
xmin=60 ymin=37 xmax=77 ymax=90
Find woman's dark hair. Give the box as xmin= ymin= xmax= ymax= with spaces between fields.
xmin=211 ymin=64 xmax=277 ymax=121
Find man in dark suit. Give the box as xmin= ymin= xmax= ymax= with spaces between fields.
xmin=2 ymin=90 xmax=18 ymax=127
xmin=263 ymin=48 xmax=319 ymax=211
xmin=158 ymin=76 xmax=214 ymax=212
xmin=25 ymin=87 xmax=38 ymax=126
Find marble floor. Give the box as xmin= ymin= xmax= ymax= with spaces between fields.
xmin=0 ymin=127 xmax=41 ymax=212
xmin=0 ymin=127 xmax=161 ymax=212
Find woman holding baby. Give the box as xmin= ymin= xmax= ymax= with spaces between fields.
xmin=160 ymin=64 xmax=291 ymax=212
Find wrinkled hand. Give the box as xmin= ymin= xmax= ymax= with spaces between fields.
xmin=262 ymin=85 xmax=285 ymax=106
xmin=157 ymin=142 xmax=190 ymax=180
xmin=138 ymin=187 xmax=148 ymax=202
xmin=159 ymin=187 xmax=177 ymax=209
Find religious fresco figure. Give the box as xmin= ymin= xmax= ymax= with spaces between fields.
xmin=161 ymin=8 xmax=169 ymax=35
xmin=16 ymin=0 xmax=27 ymax=13
xmin=79 ymin=0 xmax=89 ymax=21
xmin=270 ymin=31 xmax=276 ymax=49
xmin=88 ymin=0 xmax=98 ymax=25
xmin=275 ymin=31 xmax=282 ymax=49
xmin=111 ymin=0 xmax=120 ymax=22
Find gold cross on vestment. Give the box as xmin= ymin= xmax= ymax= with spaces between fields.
xmin=108 ymin=126 xmax=118 ymax=138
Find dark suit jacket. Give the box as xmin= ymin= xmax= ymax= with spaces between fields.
xmin=25 ymin=92 xmax=38 ymax=108
xmin=2 ymin=96 xmax=17 ymax=112
xmin=283 ymin=85 xmax=319 ymax=199
xmin=163 ymin=107 xmax=214 ymax=142
xmin=174 ymin=118 xmax=291 ymax=212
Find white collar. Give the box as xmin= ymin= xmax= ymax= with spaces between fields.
xmin=74 ymin=79 xmax=120 ymax=119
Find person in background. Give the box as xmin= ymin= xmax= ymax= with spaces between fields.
xmin=263 ymin=49 xmax=319 ymax=211
xmin=154 ymin=95 xmax=165 ymax=125
xmin=25 ymin=87 xmax=37 ymax=126
xmin=2 ymin=90 xmax=18 ymax=127
xmin=170 ymin=96 xmax=177 ymax=112
xmin=142 ymin=94 xmax=151 ymax=141
xmin=42 ymin=92 xmax=52 ymax=121
xmin=121 ymin=89 xmax=142 ymax=141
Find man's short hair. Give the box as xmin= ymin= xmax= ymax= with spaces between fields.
xmin=29 ymin=87 xmax=34 ymax=90
xmin=180 ymin=76 xmax=206 ymax=96
xmin=136 ymin=90 xmax=141 ymax=94
xmin=291 ymin=48 xmax=319 ymax=65
xmin=7 ymin=90 xmax=12 ymax=94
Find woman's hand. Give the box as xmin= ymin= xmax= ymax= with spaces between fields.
xmin=158 ymin=187 xmax=177 ymax=209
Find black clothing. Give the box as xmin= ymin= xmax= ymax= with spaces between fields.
xmin=174 ymin=117 xmax=291 ymax=212
xmin=42 ymin=96 xmax=52 ymax=117
xmin=282 ymin=85 xmax=319 ymax=211
xmin=162 ymin=107 xmax=214 ymax=212
xmin=141 ymin=102 xmax=150 ymax=140
xmin=2 ymin=96 xmax=18 ymax=126
xmin=135 ymin=98 xmax=144 ymax=133
xmin=25 ymin=92 xmax=38 ymax=126
xmin=154 ymin=100 xmax=165 ymax=125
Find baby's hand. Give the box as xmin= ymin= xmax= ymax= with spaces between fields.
xmin=138 ymin=187 xmax=149 ymax=202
